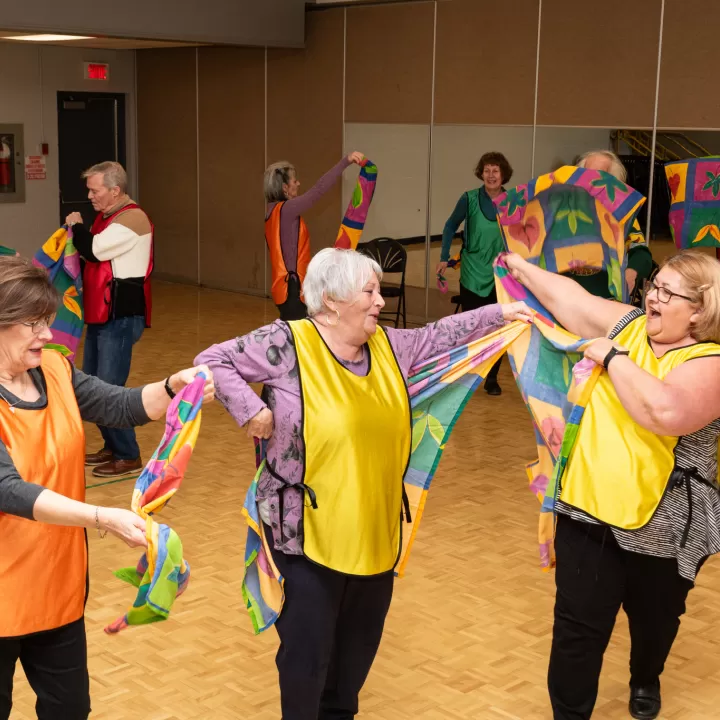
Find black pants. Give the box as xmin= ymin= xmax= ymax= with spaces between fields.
xmin=277 ymin=272 xmax=308 ymax=321
xmin=459 ymin=283 xmax=502 ymax=384
xmin=265 ymin=524 xmax=394 ymax=719
xmin=548 ymin=514 xmax=696 ymax=719
xmin=0 ymin=618 xmax=90 ymax=720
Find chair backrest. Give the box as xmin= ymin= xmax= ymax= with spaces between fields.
xmin=357 ymin=237 xmax=407 ymax=276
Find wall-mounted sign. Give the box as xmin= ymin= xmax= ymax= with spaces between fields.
xmin=84 ymin=62 xmax=109 ymax=80
xmin=25 ymin=155 xmax=46 ymax=180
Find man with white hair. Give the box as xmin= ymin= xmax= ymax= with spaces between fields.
xmin=66 ymin=161 xmax=153 ymax=479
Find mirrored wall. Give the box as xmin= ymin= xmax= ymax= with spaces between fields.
xmin=321 ymin=0 xmax=720 ymax=323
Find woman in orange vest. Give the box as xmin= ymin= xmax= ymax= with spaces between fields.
xmin=0 ymin=256 xmax=215 ymax=719
xmin=264 ymin=152 xmax=365 ymax=321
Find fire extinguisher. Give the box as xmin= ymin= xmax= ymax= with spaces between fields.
xmin=0 ymin=138 xmax=12 ymax=190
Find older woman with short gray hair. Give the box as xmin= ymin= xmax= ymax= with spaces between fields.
xmin=264 ymin=152 xmax=364 ymax=321
xmin=196 ymin=248 xmax=531 ymax=720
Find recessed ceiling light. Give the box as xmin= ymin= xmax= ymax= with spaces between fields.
xmin=7 ymin=34 xmax=95 ymax=42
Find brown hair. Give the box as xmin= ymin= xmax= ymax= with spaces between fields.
xmin=474 ymin=152 xmax=513 ymax=184
xmin=0 ymin=256 xmax=60 ymax=326
xmin=662 ymin=250 xmax=720 ymax=343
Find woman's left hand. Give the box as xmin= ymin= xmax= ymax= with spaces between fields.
xmin=168 ymin=365 xmax=215 ymax=404
xmin=501 ymin=301 xmax=533 ymax=324
xmin=584 ymin=338 xmax=625 ymax=366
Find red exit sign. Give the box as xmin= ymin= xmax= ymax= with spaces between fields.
xmin=84 ymin=62 xmax=109 ymax=80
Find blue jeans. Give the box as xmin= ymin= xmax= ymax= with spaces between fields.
xmin=82 ymin=316 xmax=145 ymax=460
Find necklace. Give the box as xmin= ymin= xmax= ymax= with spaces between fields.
xmin=0 ymin=374 xmax=29 ymax=414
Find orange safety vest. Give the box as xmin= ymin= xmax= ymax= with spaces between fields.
xmin=265 ymin=202 xmax=311 ymax=306
xmin=0 ymin=350 xmax=87 ymax=637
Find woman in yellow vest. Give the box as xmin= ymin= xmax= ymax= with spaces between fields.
xmin=0 ymin=256 xmax=214 ymax=720
xmin=264 ymin=152 xmax=365 ymax=321
xmin=196 ymin=248 xmax=531 ymax=719
xmin=505 ymin=249 xmax=720 ymax=720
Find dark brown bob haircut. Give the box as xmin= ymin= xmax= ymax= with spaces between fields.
xmin=474 ymin=152 xmax=514 ymax=184
xmin=0 ymin=255 xmax=60 ymax=326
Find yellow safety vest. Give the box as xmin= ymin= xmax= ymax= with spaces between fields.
xmin=288 ymin=319 xmax=411 ymax=575
xmin=561 ymin=313 xmax=720 ymax=529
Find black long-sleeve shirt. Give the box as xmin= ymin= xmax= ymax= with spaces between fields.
xmin=0 ymin=366 xmax=149 ymax=519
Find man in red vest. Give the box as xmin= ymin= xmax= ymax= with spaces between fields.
xmin=66 ymin=161 xmax=153 ymax=478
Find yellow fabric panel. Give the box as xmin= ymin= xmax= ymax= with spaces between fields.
xmin=290 ymin=320 xmax=411 ymax=575
xmin=562 ymin=315 xmax=720 ymax=528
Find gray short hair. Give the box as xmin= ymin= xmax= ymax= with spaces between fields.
xmin=264 ymin=161 xmax=295 ymax=203
xmin=576 ymin=150 xmax=627 ymax=183
xmin=304 ymin=248 xmax=382 ymax=317
xmin=82 ymin=161 xmax=127 ymax=193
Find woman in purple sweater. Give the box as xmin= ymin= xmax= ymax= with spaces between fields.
xmin=196 ymin=248 xmax=531 ymax=719
xmin=264 ymin=152 xmax=364 ymax=321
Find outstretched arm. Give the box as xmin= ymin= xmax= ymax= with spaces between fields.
xmin=387 ymin=302 xmax=532 ymax=376
xmin=283 ymin=153 xmax=361 ymax=217
xmin=505 ymin=253 xmax=631 ymax=338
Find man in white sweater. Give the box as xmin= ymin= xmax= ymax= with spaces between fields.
xmin=66 ymin=161 xmax=153 ymax=478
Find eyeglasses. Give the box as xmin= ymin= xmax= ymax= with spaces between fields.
xmin=21 ymin=315 xmax=55 ymax=334
xmin=644 ymin=280 xmax=695 ymax=304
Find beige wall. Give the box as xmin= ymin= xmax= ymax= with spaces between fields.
xmin=132 ymin=0 xmax=720 ymax=322
xmin=0 ymin=42 xmax=137 ymax=258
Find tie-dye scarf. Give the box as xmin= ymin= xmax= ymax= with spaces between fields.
xmin=335 ymin=159 xmax=378 ymax=250
xmin=665 ymin=157 xmax=720 ymax=249
xmin=241 ymin=168 xmax=645 ymax=632
xmin=105 ymin=373 xmax=205 ymax=633
xmin=32 ymin=227 xmax=84 ymax=361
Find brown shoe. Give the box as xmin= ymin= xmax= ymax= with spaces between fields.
xmin=92 ymin=457 xmax=143 ymax=479
xmin=85 ymin=448 xmax=114 ymax=466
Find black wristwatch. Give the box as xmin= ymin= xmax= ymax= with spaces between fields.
xmin=603 ymin=347 xmax=630 ymax=369
xmin=164 ymin=377 xmax=176 ymax=399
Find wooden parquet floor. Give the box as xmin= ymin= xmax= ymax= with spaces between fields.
xmin=11 ymin=279 xmax=720 ymax=719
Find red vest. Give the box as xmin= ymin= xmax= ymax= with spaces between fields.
xmin=83 ymin=203 xmax=154 ymax=326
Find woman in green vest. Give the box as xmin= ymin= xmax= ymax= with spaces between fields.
xmin=436 ymin=151 xmax=512 ymax=395
xmin=506 ymin=248 xmax=720 ymax=720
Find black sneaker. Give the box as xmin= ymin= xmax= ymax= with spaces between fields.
xmin=629 ymin=682 xmax=661 ymax=719
xmin=485 ymin=380 xmax=502 ymax=396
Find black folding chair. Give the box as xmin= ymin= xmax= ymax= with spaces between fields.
xmin=358 ymin=238 xmax=407 ymax=328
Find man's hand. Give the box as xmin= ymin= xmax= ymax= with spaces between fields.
xmin=65 ymin=212 xmax=84 ymax=226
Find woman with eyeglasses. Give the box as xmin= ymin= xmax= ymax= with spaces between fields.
xmin=505 ymin=249 xmax=720 ymax=720
xmin=0 ymin=256 xmax=214 ymax=719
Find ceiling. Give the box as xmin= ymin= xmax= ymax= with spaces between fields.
xmin=0 ymin=31 xmax=202 ymax=49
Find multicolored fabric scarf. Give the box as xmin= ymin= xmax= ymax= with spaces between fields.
xmin=334 ymin=159 xmax=378 ymax=250
xmin=241 ymin=167 xmax=645 ymax=632
xmin=32 ymin=227 xmax=84 ymax=361
xmin=665 ymin=157 xmax=720 ymax=248
xmin=105 ymin=373 xmax=205 ymax=634
xmin=493 ymin=165 xmax=645 ymax=566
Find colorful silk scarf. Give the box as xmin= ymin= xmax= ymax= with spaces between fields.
xmin=105 ymin=373 xmax=205 ymax=634
xmin=241 ymin=167 xmax=645 ymax=632
xmin=665 ymin=157 xmax=720 ymax=248
xmin=335 ymin=159 xmax=378 ymax=250
xmin=493 ymin=165 xmax=645 ymax=566
xmin=32 ymin=227 xmax=84 ymax=361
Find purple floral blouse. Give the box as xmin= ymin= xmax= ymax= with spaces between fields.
xmin=195 ymin=306 xmax=504 ymax=555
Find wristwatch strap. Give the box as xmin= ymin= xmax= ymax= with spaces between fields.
xmin=603 ymin=347 xmax=630 ymax=369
